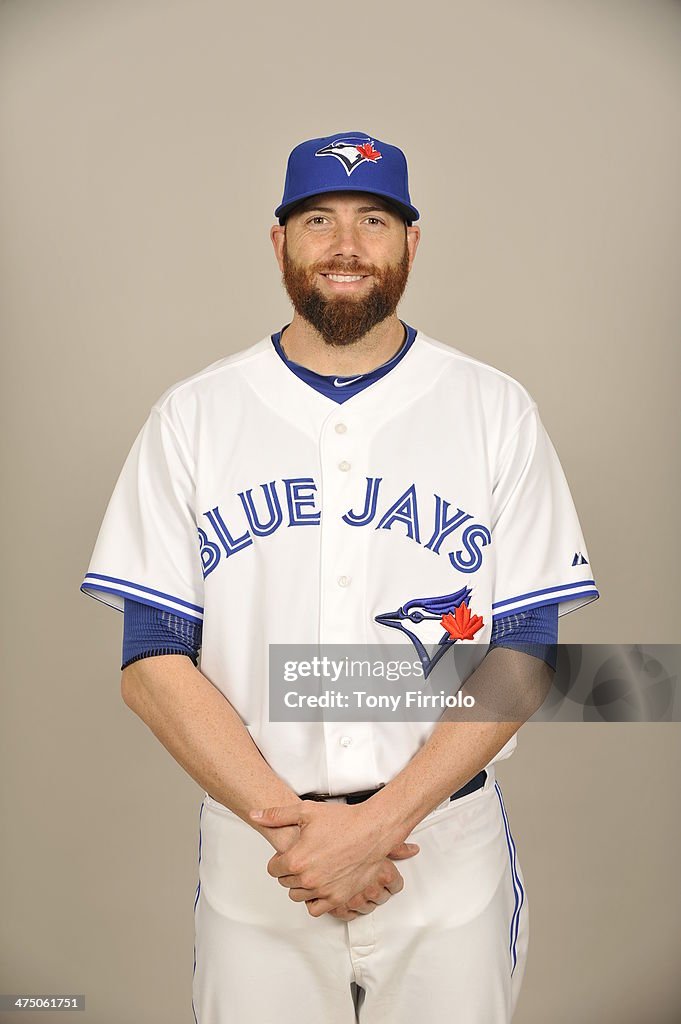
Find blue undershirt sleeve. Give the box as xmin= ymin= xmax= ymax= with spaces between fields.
xmin=121 ymin=598 xmax=203 ymax=671
xmin=489 ymin=602 xmax=558 ymax=671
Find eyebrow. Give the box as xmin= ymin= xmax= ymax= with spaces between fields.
xmin=300 ymin=204 xmax=393 ymax=215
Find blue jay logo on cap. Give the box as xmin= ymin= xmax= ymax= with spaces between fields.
xmin=315 ymin=137 xmax=383 ymax=176
xmin=275 ymin=131 xmax=419 ymax=223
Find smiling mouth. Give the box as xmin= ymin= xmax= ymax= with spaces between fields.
xmin=320 ymin=273 xmax=371 ymax=285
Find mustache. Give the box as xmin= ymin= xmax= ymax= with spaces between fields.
xmin=313 ymin=261 xmax=377 ymax=276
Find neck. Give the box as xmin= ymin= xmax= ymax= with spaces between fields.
xmin=279 ymin=313 xmax=406 ymax=375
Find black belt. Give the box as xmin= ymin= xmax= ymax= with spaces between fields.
xmin=300 ymin=770 xmax=487 ymax=805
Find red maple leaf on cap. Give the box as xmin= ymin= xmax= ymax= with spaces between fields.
xmin=441 ymin=602 xmax=484 ymax=641
xmin=357 ymin=142 xmax=381 ymax=161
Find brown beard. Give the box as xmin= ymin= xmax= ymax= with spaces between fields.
xmin=281 ymin=238 xmax=411 ymax=346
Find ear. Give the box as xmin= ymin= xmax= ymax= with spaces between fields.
xmin=406 ymin=224 xmax=420 ymax=269
xmin=271 ymin=223 xmax=286 ymax=272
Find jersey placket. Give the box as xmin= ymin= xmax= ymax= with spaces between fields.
xmin=317 ymin=407 xmax=380 ymax=796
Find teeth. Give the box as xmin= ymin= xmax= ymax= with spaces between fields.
xmin=325 ymin=274 xmax=365 ymax=283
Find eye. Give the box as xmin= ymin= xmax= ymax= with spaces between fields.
xmin=306 ymin=216 xmax=328 ymax=225
xmin=408 ymin=611 xmax=424 ymax=623
xmin=365 ymin=216 xmax=385 ymax=225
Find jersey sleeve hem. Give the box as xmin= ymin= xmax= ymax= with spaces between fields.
xmin=492 ymin=581 xmax=600 ymax=618
xmin=81 ymin=573 xmax=204 ymax=623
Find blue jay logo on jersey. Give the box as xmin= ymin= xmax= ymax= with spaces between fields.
xmin=375 ymin=586 xmax=477 ymax=678
xmin=315 ymin=137 xmax=382 ymax=175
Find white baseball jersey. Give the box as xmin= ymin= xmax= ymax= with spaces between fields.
xmin=81 ymin=329 xmax=599 ymax=795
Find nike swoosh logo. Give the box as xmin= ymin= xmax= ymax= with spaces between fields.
xmin=333 ymin=376 xmax=364 ymax=388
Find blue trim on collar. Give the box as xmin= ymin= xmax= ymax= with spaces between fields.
xmin=271 ymin=321 xmax=417 ymax=403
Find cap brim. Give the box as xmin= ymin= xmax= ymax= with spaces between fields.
xmin=275 ymin=185 xmax=419 ymax=224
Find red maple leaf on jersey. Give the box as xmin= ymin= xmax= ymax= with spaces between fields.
xmin=356 ymin=142 xmax=382 ymax=161
xmin=441 ymin=602 xmax=484 ymax=641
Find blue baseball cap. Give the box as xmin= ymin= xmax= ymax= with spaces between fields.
xmin=275 ymin=131 xmax=420 ymax=225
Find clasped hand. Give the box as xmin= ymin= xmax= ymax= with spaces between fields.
xmin=250 ymin=800 xmax=419 ymax=920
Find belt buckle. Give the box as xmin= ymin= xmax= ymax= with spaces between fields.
xmin=343 ymin=785 xmax=383 ymax=805
xmin=300 ymin=783 xmax=385 ymax=804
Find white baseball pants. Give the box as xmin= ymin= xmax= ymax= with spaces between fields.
xmin=191 ymin=767 xmax=529 ymax=1023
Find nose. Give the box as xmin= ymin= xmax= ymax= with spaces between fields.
xmin=331 ymin=220 xmax=362 ymax=259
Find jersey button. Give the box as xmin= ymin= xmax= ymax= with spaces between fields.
xmin=337 ymin=575 xmax=351 ymax=587
xmin=335 ymin=423 xmax=347 ymax=434
xmin=338 ymin=460 xmax=351 ymax=472
xmin=339 ymin=736 xmax=353 ymax=748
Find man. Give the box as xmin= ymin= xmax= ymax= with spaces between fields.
xmin=81 ymin=131 xmax=599 ymax=1023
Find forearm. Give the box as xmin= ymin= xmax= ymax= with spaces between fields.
xmin=121 ymin=654 xmax=303 ymax=848
xmin=365 ymin=646 xmax=553 ymax=849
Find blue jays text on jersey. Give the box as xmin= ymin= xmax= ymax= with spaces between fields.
xmin=198 ymin=476 xmax=491 ymax=579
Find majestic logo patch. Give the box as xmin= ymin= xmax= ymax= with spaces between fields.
xmin=572 ymin=551 xmax=589 ymax=566
xmin=315 ymin=138 xmax=383 ymax=176
xmin=375 ymin=586 xmax=484 ymax=678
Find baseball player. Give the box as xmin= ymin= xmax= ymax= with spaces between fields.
xmin=81 ymin=131 xmax=599 ymax=1023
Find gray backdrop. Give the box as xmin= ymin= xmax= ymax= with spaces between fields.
xmin=1 ymin=0 xmax=680 ymax=1021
